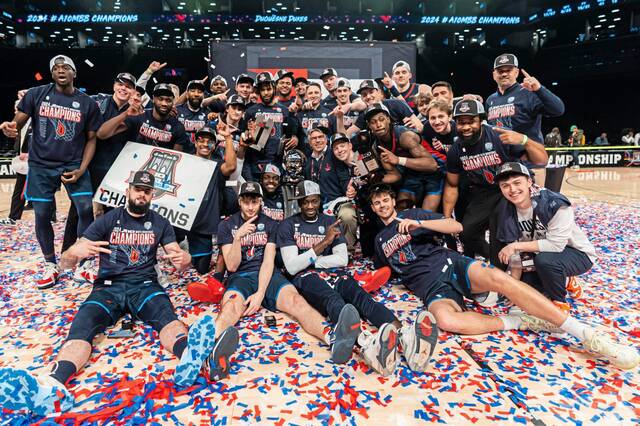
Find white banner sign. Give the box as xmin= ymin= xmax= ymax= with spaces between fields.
xmin=94 ymin=142 xmax=216 ymax=231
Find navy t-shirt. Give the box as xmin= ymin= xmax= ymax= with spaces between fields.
xmin=18 ymin=84 xmax=103 ymax=168
xmin=242 ymin=102 xmax=292 ymax=165
xmin=486 ymin=83 xmax=565 ymax=143
xmin=399 ymin=83 xmax=420 ymax=113
xmin=217 ymin=212 xmax=277 ymax=274
xmin=374 ymin=209 xmax=449 ymax=295
xmin=83 ymin=207 xmax=175 ymax=282
xmin=90 ymin=93 xmax=130 ymax=171
xmin=355 ymin=99 xmax=413 ymax=130
xmin=304 ymin=149 xmax=348 ymax=204
xmin=446 ymin=124 xmax=525 ymax=187
xmin=262 ymin=188 xmax=285 ymax=222
xmin=276 ymin=213 xmax=347 ymax=271
xmin=125 ymin=110 xmax=189 ymax=150
xmin=176 ymin=104 xmax=209 ymax=154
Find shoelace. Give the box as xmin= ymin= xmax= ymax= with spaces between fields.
xmin=585 ymin=333 xmax=620 ymax=359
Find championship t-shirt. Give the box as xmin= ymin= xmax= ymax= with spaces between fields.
xmin=125 ymin=110 xmax=189 ymax=150
xmin=176 ymin=104 xmax=208 ymax=154
xmin=90 ymin=93 xmax=129 ymax=171
xmin=83 ymin=207 xmax=175 ymax=282
xmin=262 ymin=189 xmax=285 ymax=222
xmin=18 ymin=83 xmax=103 ymax=167
xmin=217 ymin=212 xmax=277 ymax=274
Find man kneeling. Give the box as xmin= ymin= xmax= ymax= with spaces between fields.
xmin=0 ymin=171 xmax=238 ymax=416
xmin=368 ymin=183 xmax=639 ymax=370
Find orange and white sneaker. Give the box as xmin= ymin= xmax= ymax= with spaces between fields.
xmin=553 ymin=300 xmax=571 ymax=313
xmin=355 ymin=266 xmax=392 ymax=293
xmin=566 ymin=277 xmax=583 ymax=299
xmin=187 ymin=275 xmax=226 ymax=304
xmin=73 ymin=261 xmax=97 ymax=284
xmin=36 ymin=262 xmax=60 ymax=290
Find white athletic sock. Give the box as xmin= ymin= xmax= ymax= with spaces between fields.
xmin=499 ymin=315 xmax=523 ymax=330
xmin=559 ymin=316 xmax=591 ymax=341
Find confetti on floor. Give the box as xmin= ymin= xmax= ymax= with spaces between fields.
xmin=0 ymin=200 xmax=638 ymax=425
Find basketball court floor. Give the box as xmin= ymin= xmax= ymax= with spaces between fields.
xmin=0 ymin=167 xmax=638 ymax=425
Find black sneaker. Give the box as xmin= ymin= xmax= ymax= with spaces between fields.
xmin=330 ymin=304 xmax=361 ymax=364
xmin=205 ymin=326 xmax=239 ymax=381
xmin=0 ymin=218 xmax=16 ymax=225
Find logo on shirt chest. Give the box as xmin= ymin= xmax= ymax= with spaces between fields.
xmin=140 ymin=122 xmax=173 ymax=143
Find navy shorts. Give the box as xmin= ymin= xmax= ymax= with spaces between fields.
xmin=26 ymin=163 xmax=93 ymax=202
xmin=421 ymin=253 xmax=476 ymax=309
xmin=225 ymin=271 xmax=293 ymax=312
xmin=399 ymin=171 xmax=444 ymax=200
xmin=67 ymin=279 xmax=178 ymax=342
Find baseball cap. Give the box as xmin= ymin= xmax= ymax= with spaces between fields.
xmin=392 ymin=60 xmax=411 ymax=73
xmin=493 ymin=53 xmax=519 ymax=69
xmin=306 ymin=122 xmax=330 ymax=136
xmin=135 ymin=85 xmax=146 ymax=96
xmin=115 ymin=72 xmax=136 ymax=88
xmin=236 ymin=73 xmax=255 ymax=86
xmin=367 ymin=182 xmax=395 ymax=200
xmin=320 ymin=68 xmax=338 ymax=79
xmin=364 ymin=102 xmax=391 ymax=122
xmin=255 ymin=71 xmax=275 ymax=87
xmin=275 ymin=69 xmax=294 ymax=81
xmin=152 ymin=83 xmax=174 ymax=98
xmin=239 ymin=181 xmax=263 ymax=198
xmin=495 ymin=162 xmax=531 ymax=182
xmin=50 ymin=55 xmax=76 ymax=72
xmin=330 ymin=132 xmax=350 ymax=146
xmin=336 ymin=78 xmax=351 ymax=89
xmin=128 ymin=170 xmax=155 ymax=188
xmin=262 ymin=164 xmax=281 ymax=177
xmin=187 ymin=80 xmax=207 ymax=92
xmin=357 ymin=79 xmax=380 ymax=94
xmin=195 ymin=126 xmax=216 ymax=139
xmin=226 ymin=94 xmax=247 ymax=108
xmin=294 ymin=180 xmax=321 ymax=199
xmin=211 ymin=75 xmax=228 ymax=86
xmin=453 ymin=99 xmax=485 ymax=118
xmin=294 ymin=76 xmax=309 ymax=85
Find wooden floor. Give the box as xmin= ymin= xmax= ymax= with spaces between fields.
xmin=0 ymin=167 xmax=638 ymax=425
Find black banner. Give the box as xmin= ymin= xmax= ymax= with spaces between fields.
xmin=0 ymin=159 xmax=15 ymax=178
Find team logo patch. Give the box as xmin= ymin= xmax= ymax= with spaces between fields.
xmin=318 ymin=226 xmax=325 ymax=234
xmin=498 ymin=55 xmax=509 ymax=64
xmin=144 ymin=221 xmax=152 ymax=230
xmin=165 ymin=124 xmax=172 ymax=131
xmin=257 ymin=223 xmax=265 ymax=231
xmin=507 ymin=97 xmax=515 ymax=103
xmin=458 ymin=103 xmax=470 ymax=113
xmin=72 ymin=101 xmax=80 ymax=108
xmin=485 ymin=142 xmax=493 ymax=151
xmin=136 ymin=149 xmax=182 ymax=199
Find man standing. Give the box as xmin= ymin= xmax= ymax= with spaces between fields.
xmin=389 ymin=60 xmax=430 ymax=113
xmin=442 ymin=99 xmax=548 ymax=261
xmin=277 ymin=180 xmax=437 ymax=375
xmin=0 ymin=171 xmax=239 ymax=415
xmin=275 ymin=69 xmax=296 ymax=108
xmin=1 ymin=55 xmax=102 ymax=289
xmin=260 ymin=164 xmax=286 ymax=221
xmin=295 ymin=83 xmax=334 ymax=154
xmin=368 ymin=183 xmax=638 ymax=370
xmin=486 ymin=53 xmax=564 ymax=144
xmin=544 ymin=127 xmax=562 ymax=147
xmin=176 ymin=80 xmax=209 ymax=154
xmin=97 ymin=83 xmax=189 ymax=151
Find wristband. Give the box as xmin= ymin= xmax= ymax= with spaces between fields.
xmin=398 ymin=157 xmax=407 ymax=166
xmin=521 ymin=135 xmax=528 ymax=145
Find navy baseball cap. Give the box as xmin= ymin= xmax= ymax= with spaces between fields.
xmin=115 ymin=72 xmax=136 ymax=88
xmin=129 ymin=170 xmax=155 ymax=188
xmin=195 ymin=126 xmax=216 ymax=139
xmin=255 ymin=71 xmax=275 ymax=87
xmin=330 ymin=132 xmax=350 ymax=146
xmin=275 ymin=69 xmax=294 ymax=81
xmin=493 ymin=53 xmax=519 ymax=69
xmin=495 ymin=162 xmax=531 ymax=182
xmin=236 ymin=73 xmax=255 ymax=86
xmin=357 ymin=79 xmax=380 ymax=94
xmin=152 ymin=83 xmax=174 ymax=98
xmin=187 ymin=80 xmax=207 ymax=91
xmin=239 ymin=181 xmax=263 ymax=198
xmin=226 ymin=94 xmax=247 ymax=108
xmin=294 ymin=76 xmax=309 ymax=85
xmin=453 ymin=99 xmax=485 ymax=118
xmin=364 ymin=102 xmax=390 ymax=122
xmin=320 ymin=68 xmax=338 ymax=79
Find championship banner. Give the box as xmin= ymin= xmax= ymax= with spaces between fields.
xmin=545 ymin=146 xmax=640 ymax=168
xmin=94 ymin=142 xmax=216 ymax=231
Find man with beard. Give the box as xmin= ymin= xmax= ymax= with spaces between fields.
xmin=97 ymin=83 xmax=188 ymax=151
xmin=260 ymin=164 xmax=286 ymax=221
xmin=0 ymin=171 xmax=240 ymax=415
xmin=442 ymin=99 xmax=548 ymax=263
xmin=344 ymin=80 xmax=416 ymax=137
xmin=275 ymin=69 xmax=296 ymax=108
xmin=368 ymin=183 xmax=639 ymax=371
xmin=1 ymin=55 xmax=102 ymax=289
xmin=295 ymin=83 xmax=333 ymax=154
xmin=61 ymin=72 xmax=138 ymax=280
xmin=176 ymin=80 xmax=210 ymax=154
xmin=364 ymin=103 xmax=439 ymax=212
xmin=486 ymin=53 xmax=564 ymax=144
xmin=241 ymin=72 xmax=298 ymax=181
xmin=277 ymin=180 xmax=437 ymax=375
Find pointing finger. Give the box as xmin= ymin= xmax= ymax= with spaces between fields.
xmin=521 ymin=69 xmax=531 ymax=78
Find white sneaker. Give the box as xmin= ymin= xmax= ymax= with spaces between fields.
xmin=35 ymin=263 xmax=60 ymax=290
xmin=518 ymin=314 xmax=564 ymax=334
xmin=473 ymin=291 xmax=499 ymax=307
xmin=73 ymin=260 xmax=97 ymax=284
xmin=358 ymin=323 xmax=399 ymax=376
xmin=155 ymin=264 xmax=171 ymax=288
xmin=400 ymin=310 xmax=439 ymax=372
xmin=582 ymin=329 xmax=640 ymax=370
